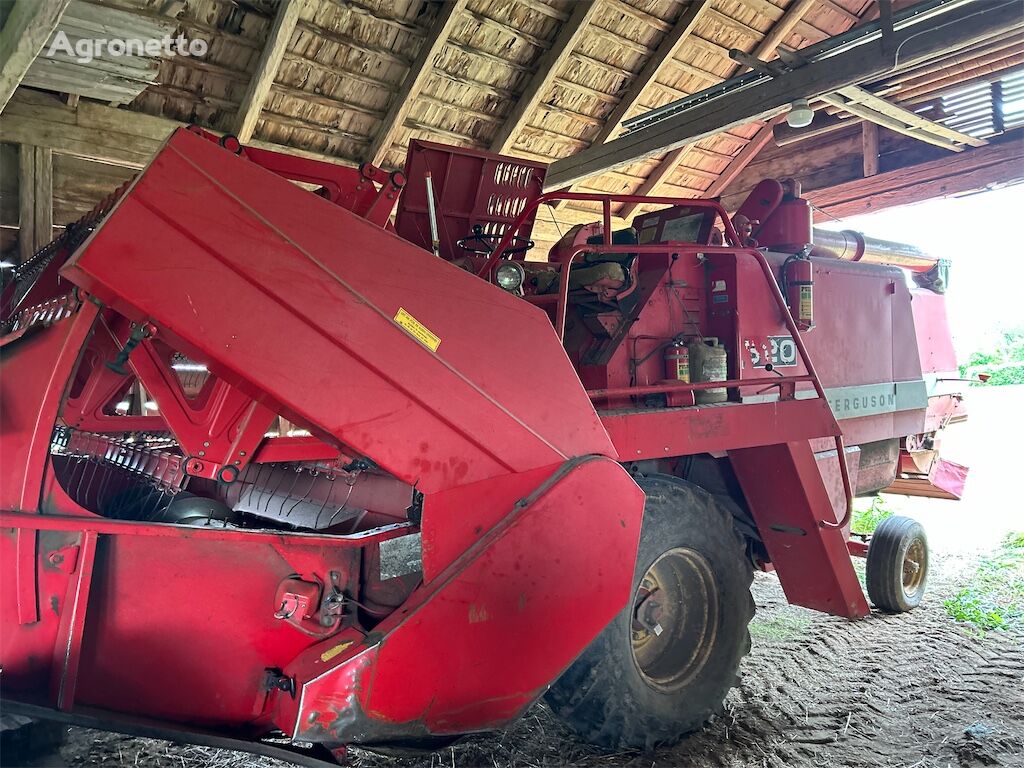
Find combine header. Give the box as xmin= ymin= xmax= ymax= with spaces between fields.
xmin=0 ymin=128 xmax=964 ymax=762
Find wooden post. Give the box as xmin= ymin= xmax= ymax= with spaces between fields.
xmin=862 ymin=122 xmax=880 ymax=177
xmin=366 ymin=0 xmax=468 ymax=168
xmin=17 ymin=143 xmax=53 ymax=260
xmin=33 ymin=145 xmax=52 ymax=248
xmin=18 ymin=143 xmax=35 ymax=262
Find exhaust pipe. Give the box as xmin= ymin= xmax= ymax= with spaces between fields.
xmin=811 ymin=228 xmax=938 ymax=273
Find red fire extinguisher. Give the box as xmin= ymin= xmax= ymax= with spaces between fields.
xmin=783 ymin=254 xmax=814 ymax=331
xmin=664 ymin=340 xmax=690 ymax=382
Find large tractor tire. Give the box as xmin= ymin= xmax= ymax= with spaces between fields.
xmin=0 ymin=715 xmax=67 ymax=767
xmin=546 ymin=475 xmax=755 ymax=750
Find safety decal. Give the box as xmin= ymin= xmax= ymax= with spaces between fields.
xmin=320 ymin=640 xmax=354 ymax=663
xmin=394 ymin=307 xmax=441 ymax=352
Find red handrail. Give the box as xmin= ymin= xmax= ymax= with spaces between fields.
xmin=476 ymin=191 xmax=741 ymax=278
xmin=486 ymin=190 xmax=852 ymax=531
xmin=587 ymin=376 xmax=816 ymax=400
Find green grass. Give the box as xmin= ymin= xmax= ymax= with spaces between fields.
xmin=851 ymin=494 xmax=894 ymax=535
xmin=944 ymin=533 xmax=1024 ymax=634
xmin=749 ymin=611 xmax=811 ymax=641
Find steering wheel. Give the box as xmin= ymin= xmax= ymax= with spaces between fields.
xmin=456 ymin=224 xmax=534 ymax=256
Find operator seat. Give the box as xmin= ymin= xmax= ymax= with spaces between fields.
xmin=539 ymin=224 xmax=640 ymax=306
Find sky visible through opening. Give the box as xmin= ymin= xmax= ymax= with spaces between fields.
xmin=817 ymin=183 xmax=1024 ymax=361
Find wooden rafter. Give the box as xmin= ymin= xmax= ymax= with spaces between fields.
xmin=233 ymin=0 xmax=304 ymax=143
xmin=0 ymin=0 xmax=70 ymax=112
xmin=751 ymin=47 xmax=988 ymax=151
xmin=366 ymin=0 xmax=468 ymax=168
xmin=702 ymin=115 xmax=784 ymax=199
xmin=745 ymin=0 xmax=818 ymax=71
xmin=489 ymin=0 xmax=601 ymax=154
xmin=820 ymin=85 xmax=987 ymax=151
xmin=618 ymin=0 xmax=818 ymax=210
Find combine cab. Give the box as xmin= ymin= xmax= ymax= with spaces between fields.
xmin=0 ymin=129 xmax=964 ymax=761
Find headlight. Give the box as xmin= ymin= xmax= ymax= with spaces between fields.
xmin=495 ymin=262 xmax=526 ymax=292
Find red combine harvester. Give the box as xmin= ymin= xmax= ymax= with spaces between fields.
xmin=0 ymin=129 xmax=965 ymax=763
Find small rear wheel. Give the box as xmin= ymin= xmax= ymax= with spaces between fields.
xmin=545 ymin=476 xmax=754 ymax=750
xmin=866 ymin=515 xmax=928 ymax=613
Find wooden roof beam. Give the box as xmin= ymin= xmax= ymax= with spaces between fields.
xmin=545 ymin=0 xmax=1023 ymax=189
xmin=489 ymin=0 xmax=602 ymax=154
xmin=549 ymin=1 xmax=711 ymax=210
xmin=594 ymin=1 xmax=711 ymax=146
xmin=233 ymin=0 xmax=304 ymax=143
xmin=744 ymin=0 xmax=819 ymax=73
xmin=743 ymin=46 xmax=988 ymax=151
xmin=365 ymin=0 xmax=468 ymax=168
xmin=588 ymin=0 xmax=817 ymax=204
xmin=0 ymin=0 xmax=70 ymax=112
xmin=732 ymin=0 xmax=829 ymax=41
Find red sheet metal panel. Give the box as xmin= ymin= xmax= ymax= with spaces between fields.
xmin=395 ymin=140 xmax=546 ymax=261
xmin=280 ymin=456 xmax=644 ymax=740
xmin=729 ymin=441 xmax=870 ymax=619
xmin=61 ymin=129 xmax=615 ymax=494
xmin=600 ymin=398 xmax=840 ymax=461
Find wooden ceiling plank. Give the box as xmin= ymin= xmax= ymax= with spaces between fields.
xmin=817 ymin=0 xmax=862 ymax=25
xmin=489 ymin=0 xmax=602 ymax=153
xmin=365 ymin=0 xmax=468 ymax=167
xmin=618 ymin=144 xmax=695 ymax=220
xmin=1 ymin=88 xmax=362 ymax=170
xmin=233 ymin=0 xmax=304 ymax=143
xmin=0 ymin=0 xmax=70 ymax=112
xmin=514 ymin=0 xmax=569 ymax=22
xmin=730 ymin=0 xmax=828 ymax=41
xmin=603 ymin=0 xmax=673 ymax=33
xmin=704 ymin=8 xmax=761 ymax=39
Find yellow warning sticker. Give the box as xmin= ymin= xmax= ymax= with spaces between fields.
xmin=394 ymin=307 xmax=441 ymax=352
xmin=799 ymin=285 xmax=813 ymax=321
xmin=320 ymin=640 xmax=353 ymax=663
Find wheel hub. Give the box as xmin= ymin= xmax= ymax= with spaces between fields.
xmin=630 ymin=547 xmax=719 ymax=692
xmin=902 ymin=538 xmax=927 ymax=596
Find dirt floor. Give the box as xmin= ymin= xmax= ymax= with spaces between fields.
xmin=23 ymin=387 xmax=1024 ymax=767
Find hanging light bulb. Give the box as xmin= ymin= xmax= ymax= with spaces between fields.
xmin=787 ymin=98 xmax=814 ymax=128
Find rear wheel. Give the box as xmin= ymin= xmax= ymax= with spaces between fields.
xmin=0 ymin=715 xmax=67 ymax=767
xmin=866 ymin=515 xmax=928 ymax=613
xmin=545 ymin=476 xmax=754 ymax=750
